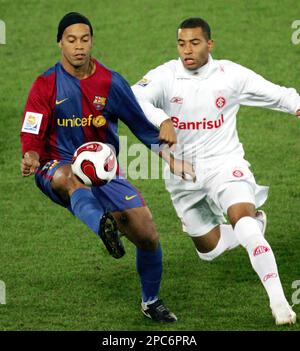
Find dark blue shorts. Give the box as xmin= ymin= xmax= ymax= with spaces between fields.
xmin=35 ymin=160 xmax=146 ymax=213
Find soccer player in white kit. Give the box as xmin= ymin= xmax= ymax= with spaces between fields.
xmin=132 ymin=18 xmax=299 ymax=325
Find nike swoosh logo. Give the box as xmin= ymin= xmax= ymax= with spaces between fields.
xmin=55 ymin=98 xmax=69 ymax=105
xmin=125 ymin=195 xmax=137 ymax=201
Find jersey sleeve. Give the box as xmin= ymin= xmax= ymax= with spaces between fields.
xmin=20 ymin=75 xmax=53 ymax=156
xmin=232 ymin=63 xmax=300 ymax=114
xmin=109 ymin=72 xmax=161 ymax=148
xmin=131 ymin=66 xmax=170 ymax=128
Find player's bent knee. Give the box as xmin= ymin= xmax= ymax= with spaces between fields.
xmin=140 ymin=220 xmax=159 ymax=250
xmin=138 ymin=221 xmax=159 ymax=251
xmin=227 ymin=203 xmax=256 ymax=228
xmin=139 ymin=236 xmax=159 ymax=251
xmin=51 ymin=164 xmax=87 ymax=197
xmin=136 ymin=223 xmax=160 ymax=251
xmin=122 ymin=207 xmax=159 ymax=250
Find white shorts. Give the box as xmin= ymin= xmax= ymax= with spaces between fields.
xmin=164 ymin=157 xmax=269 ymax=237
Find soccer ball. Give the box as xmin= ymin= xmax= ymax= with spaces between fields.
xmin=71 ymin=142 xmax=117 ymax=186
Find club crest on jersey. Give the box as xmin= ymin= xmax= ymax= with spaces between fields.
xmin=170 ymin=96 xmax=183 ymax=104
xmin=93 ymin=96 xmax=106 ymax=110
xmin=215 ymin=96 xmax=226 ymax=109
xmin=232 ymin=169 xmax=244 ymax=178
xmin=137 ymin=78 xmax=151 ymax=87
xmin=22 ymin=111 xmax=43 ymax=135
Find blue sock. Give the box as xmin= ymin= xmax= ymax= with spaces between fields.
xmin=136 ymin=244 xmax=162 ymax=304
xmin=70 ymin=188 xmax=104 ymax=235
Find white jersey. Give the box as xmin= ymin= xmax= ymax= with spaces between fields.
xmin=132 ymin=55 xmax=300 ymax=165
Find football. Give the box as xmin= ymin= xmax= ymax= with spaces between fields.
xmin=71 ymin=142 xmax=117 ymax=186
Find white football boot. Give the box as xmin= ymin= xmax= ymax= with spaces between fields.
xmin=255 ymin=210 xmax=267 ymax=236
xmin=271 ymin=302 xmax=297 ymax=325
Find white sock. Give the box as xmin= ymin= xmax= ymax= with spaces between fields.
xmin=219 ymin=224 xmax=240 ymax=250
xmin=197 ymin=224 xmax=239 ymax=261
xmin=220 ymin=215 xmax=265 ymax=251
xmin=234 ymin=216 xmax=287 ymax=306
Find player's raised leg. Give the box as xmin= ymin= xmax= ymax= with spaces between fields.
xmin=36 ymin=161 xmax=125 ymax=258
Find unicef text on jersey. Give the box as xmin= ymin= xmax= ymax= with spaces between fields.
xmin=0 ymin=20 xmax=6 ymax=44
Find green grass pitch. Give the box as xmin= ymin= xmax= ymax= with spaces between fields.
xmin=0 ymin=0 xmax=299 ymax=331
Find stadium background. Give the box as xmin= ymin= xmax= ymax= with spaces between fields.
xmin=0 ymin=0 xmax=299 ymax=331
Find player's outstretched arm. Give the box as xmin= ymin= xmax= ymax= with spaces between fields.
xmin=21 ymin=151 xmax=40 ymax=177
xmin=234 ymin=63 xmax=300 ymax=114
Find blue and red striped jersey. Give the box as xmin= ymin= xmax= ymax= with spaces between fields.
xmin=20 ymin=58 xmax=160 ymax=165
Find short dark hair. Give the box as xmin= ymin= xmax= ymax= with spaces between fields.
xmin=178 ymin=17 xmax=211 ymax=40
xmin=57 ymin=12 xmax=93 ymax=42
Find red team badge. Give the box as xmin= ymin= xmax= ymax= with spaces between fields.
xmin=253 ymin=245 xmax=270 ymax=256
xmin=233 ymin=170 xmax=244 ymax=178
xmin=215 ymin=96 xmax=226 ymax=109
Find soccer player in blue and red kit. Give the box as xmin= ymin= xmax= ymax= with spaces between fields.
xmin=20 ymin=12 xmax=194 ymax=322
